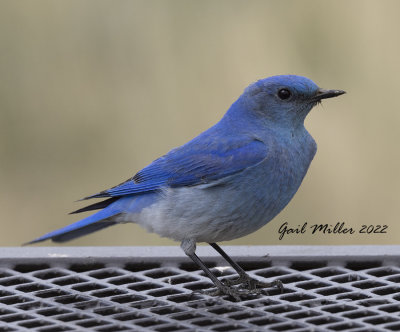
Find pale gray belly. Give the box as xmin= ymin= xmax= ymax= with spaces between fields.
xmin=127 ymin=156 xmax=307 ymax=243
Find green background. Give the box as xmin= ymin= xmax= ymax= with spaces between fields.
xmin=1 ymin=0 xmax=399 ymax=246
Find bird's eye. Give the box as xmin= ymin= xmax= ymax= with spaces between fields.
xmin=278 ymin=88 xmax=291 ymax=100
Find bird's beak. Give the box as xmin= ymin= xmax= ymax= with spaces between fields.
xmin=314 ymin=88 xmax=346 ymax=101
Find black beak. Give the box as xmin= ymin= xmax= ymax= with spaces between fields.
xmin=314 ymin=88 xmax=346 ymax=101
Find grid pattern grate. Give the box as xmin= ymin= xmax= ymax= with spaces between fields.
xmin=0 ymin=246 xmax=399 ymax=332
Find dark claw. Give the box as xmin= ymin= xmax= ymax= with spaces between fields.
xmin=273 ymin=279 xmax=284 ymax=293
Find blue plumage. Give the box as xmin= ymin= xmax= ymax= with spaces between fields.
xmin=27 ymin=75 xmax=344 ymax=299
xmin=88 ymin=135 xmax=267 ymax=198
xmin=29 ymin=203 xmax=120 ymax=244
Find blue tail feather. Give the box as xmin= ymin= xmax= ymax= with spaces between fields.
xmin=26 ymin=193 xmax=159 ymax=245
xmin=51 ymin=220 xmax=118 ymax=242
xmin=26 ymin=204 xmax=121 ymax=245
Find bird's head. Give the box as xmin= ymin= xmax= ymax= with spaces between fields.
xmin=237 ymin=75 xmax=345 ymax=129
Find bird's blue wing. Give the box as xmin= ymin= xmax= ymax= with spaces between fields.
xmin=85 ymin=135 xmax=268 ymax=199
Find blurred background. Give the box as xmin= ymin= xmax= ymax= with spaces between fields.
xmin=0 ymin=0 xmax=399 ymax=247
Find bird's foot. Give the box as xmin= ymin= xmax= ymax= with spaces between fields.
xmin=193 ymin=278 xmax=283 ymax=301
xmin=223 ymin=274 xmax=283 ymax=293
xmin=194 ymin=284 xmax=254 ymax=302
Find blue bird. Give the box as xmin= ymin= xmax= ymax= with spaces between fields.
xmin=28 ymin=75 xmax=345 ymax=300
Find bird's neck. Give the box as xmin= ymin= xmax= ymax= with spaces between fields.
xmin=221 ymin=98 xmax=306 ymax=135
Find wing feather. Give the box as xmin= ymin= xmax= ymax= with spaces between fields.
xmin=85 ymin=135 xmax=268 ymax=199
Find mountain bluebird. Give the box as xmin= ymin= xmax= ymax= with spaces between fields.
xmin=28 ymin=75 xmax=345 ymax=300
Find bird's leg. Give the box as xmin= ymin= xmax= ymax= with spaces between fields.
xmin=209 ymin=243 xmax=283 ymax=293
xmin=181 ymin=239 xmax=246 ymax=301
xmin=186 ymin=251 xmax=247 ymax=301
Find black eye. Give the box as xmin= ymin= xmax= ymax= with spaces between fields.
xmin=278 ymin=88 xmax=291 ymax=100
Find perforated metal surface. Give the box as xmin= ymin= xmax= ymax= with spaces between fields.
xmin=0 ymin=246 xmax=399 ymax=332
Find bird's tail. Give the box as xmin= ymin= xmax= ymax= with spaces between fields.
xmin=25 ymin=193 xmax=159 ymax=245
xmin=25 ymin=204 xmax=122 ymax=245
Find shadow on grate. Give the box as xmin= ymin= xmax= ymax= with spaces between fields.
xmin=0 ymin=246 xmax=399 ymax=331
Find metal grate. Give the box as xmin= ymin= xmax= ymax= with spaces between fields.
xmin=0 ymin=246 xmax=400 ymax=332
